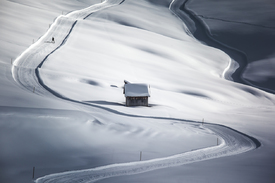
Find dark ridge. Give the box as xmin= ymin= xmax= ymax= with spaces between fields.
xmin=197 ymin=15 xmax=275 ymax=30
xmin=178 ymin=0 xmax=248 ymax=86
xmin=176 ymin=0 xmax=275 ymax=94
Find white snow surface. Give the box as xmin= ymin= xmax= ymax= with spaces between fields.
xmin=1 ymin=0 xmax=275 ymax=183
xmin=124 ymin=83 xmax=151 ymax=97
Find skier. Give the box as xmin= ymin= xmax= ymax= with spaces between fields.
xmin=52 ymin=37 xmax=55 ymax=43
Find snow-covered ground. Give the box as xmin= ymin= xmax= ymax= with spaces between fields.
xmin=1 ymin=0 xmax=275 ymax=183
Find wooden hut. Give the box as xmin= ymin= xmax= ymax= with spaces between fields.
xmin=123 ymin=81 xmax=151 ymax=107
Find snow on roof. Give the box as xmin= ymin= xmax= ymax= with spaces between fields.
xmin=124 ymin=83 xmax=151 ymax=97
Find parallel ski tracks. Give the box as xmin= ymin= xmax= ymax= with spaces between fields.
xmin=11 ymin=0 xmax=260 ymax=182
xmin=11 ymin=0 xmax=124 ymax=96
xmin=35 ymin=124 xmax=258 ymax=183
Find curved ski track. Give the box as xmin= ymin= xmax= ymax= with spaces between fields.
xmin=11 ymin=0 xmax=125 ymax=97
xmin=36 ymin=123 xmax=258 ymax=183
xmin=10 ymin=0 xmax=260 ymax=182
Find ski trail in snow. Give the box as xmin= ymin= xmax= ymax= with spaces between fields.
xmin=10 ymin=0 xmax=260 ymax=182
xmin=35 ymin=123 xmax=257 ymax=183
xmin=11 ymin=0 xmax=124 ymax=96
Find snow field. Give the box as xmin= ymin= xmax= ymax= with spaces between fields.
xmin=1 ymin=0 xmax=275 ymax=182
xmin=11 ymin=0 xmax=270 ymax=182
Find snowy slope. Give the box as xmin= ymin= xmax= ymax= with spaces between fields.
xmin=1 ymin=0 xmax=275 ymax=183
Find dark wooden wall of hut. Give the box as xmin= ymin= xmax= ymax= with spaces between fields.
xmin=126 ymin=97 xmax=148 ymax=107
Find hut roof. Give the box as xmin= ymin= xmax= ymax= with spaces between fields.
xmin=124 ymin=83 xmax=151 ymax=97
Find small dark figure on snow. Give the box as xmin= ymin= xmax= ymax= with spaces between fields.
xmin=52 ymin=37 xmax=55 ymax=43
